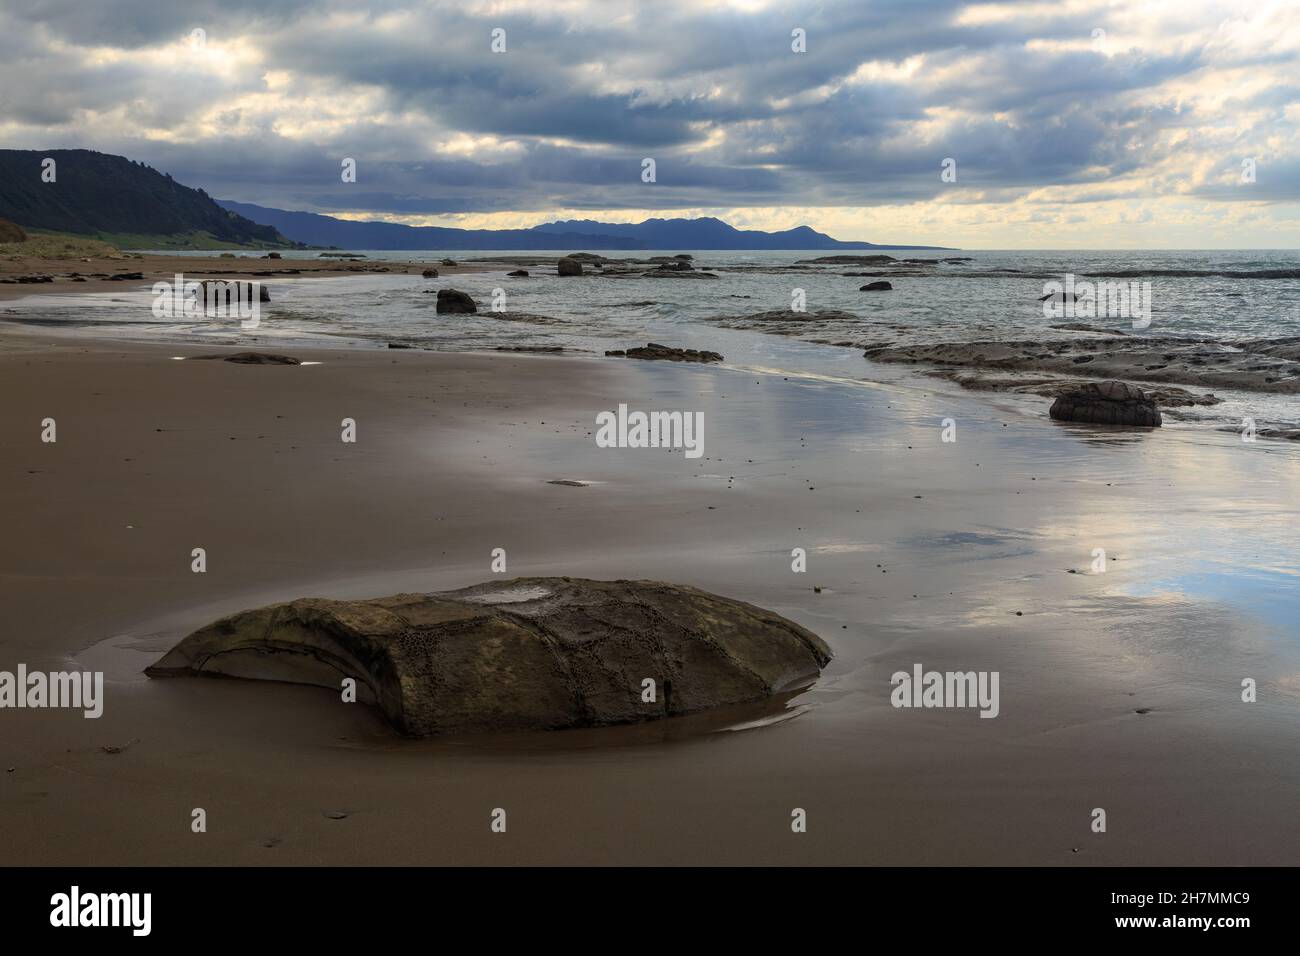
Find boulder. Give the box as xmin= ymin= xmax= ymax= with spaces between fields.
xmin=1049 ymin=380 xmax=1161 ymax=427
xmin=422 ymin=268 xmax=439 ymax=278
xmin=265 ymin=252 xmax=282 ymax=259
xmin=558 ymin=257 xmax=583 ymax=276
xmin=440 ymin=258 xmax=457 ymax=266
xmin=0 ymin=218 xmax=27 ymax=243
xmin=145 ymin=577 xmax=832 ymax=736
xmin=860 ymin=281 xmax=892 ymax=291
xmin=507 ymin=269 xmax=529 ymax=277
xmin=435 ymin=288 xmax=477 ymax=314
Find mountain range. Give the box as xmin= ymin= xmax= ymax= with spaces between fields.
xmin=0 ymin=148 xmax=952 ymax=251
xmin=217 ymin=200 xmax=952 ymax=251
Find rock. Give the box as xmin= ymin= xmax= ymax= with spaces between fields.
xmin=265 ymin=252 xmax=282 ymax=259
xmin=860 ymin=281 xmax=892 ymax=291
xmin=1049 ymin=381 xmax=1162 ymax=427
xmin=557 ymin=257 xmax=583 ymax=276
xmin=801 ymin=255 xmax=896 ymax=264
xmin=621 ymin=343 xmax=723 ymax=363
xmin=189 ymin=352 xmax=302 ymax=365
xmin=507 ymin=269 xmax=529 ymax=277
xmin=109 ymin=272 xmax=145 ymax=281
xmin=440 ymin=258 xmax=457 ymax=266
xmin=145 ymin=577 xmax=832 ymax=736
xmin=421 ymin=268 xmax=439 ymax=278
xmin=0 ymin=217 xmax=27 ymax=243
xmin=435 ymin=288 xmax=477 ymax=314
xmin=640 ymin=269 xmax=718 ymax=279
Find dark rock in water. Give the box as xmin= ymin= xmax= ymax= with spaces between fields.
xmin=145 ymin=577 xmax=832 ymax=736
xmin=387 ymin=343 xmax=413 ymax=349
xmin=265 ymin=252 xmax=282 ymax=259
xmin=620 ymin=342 xmax=723 ymax=363
xmin=435 ymin=288 xmax=477 ymax=313
xmin=189 ymin=352 xmax=301 ymax=365
xmin=110 ymin=272 xmax=145 ymax=281
xmin=640 ymin=269 xmax=718 ymax=279
xmin=557 ymin=257 xmax=583 ymax=276
xmin=860 ymin=281 xmax=892 ymax=291
xmin=421 ymin=268 xmax=439 ymax=278
xmin=440 ymin=258 xmax=457 ymax=266
xmin=0 ymin=217 xmax=27 ymax=243
xmin=802 ymin=254 xmax=896 ymax=264
xmin=1049 ymin=380 xmax=1161 ymax=427
xmin=507 ymin=269 xmax=529 ymax=277
xmin=1040 ymin=291 xmax=1081 ymax=302
xmin=604 ymin=349 xmax=626 ymax=356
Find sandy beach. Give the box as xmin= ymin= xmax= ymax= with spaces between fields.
xmin=2 ymin=318 xmax=1297 ymax=866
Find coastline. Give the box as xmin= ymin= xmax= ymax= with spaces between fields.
xmin=2 ymin=329 xmax=1297 ymax=865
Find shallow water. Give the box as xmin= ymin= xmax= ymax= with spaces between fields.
xmin=6 ymin=248 xmax=1300 ymax=430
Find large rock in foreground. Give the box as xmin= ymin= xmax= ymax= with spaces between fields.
xmin=1049 ymin=380 xmax=1161 ymax=427
xmin=146 ymin=577 xmax=831 ymax=736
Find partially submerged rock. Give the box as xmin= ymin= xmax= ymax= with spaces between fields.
xmin=189 ymin=352 xmax=301 ymax=365
xmin=861 ymin=281 xmax=892 ymax=291
xmin=557 ymin=257 xmax=583 ymax=276
xmin=610 ymin=342 xmax=724 ymax=363
xmin=435 ymin=288 xmax=477 ymax=313
xmin=1049 ymin=380 xmax=1161 ymax=427
xmin=145 ymin=577 xmax=832 ymax=736
xmin=421 ymin=268 xmax=439 ymax=278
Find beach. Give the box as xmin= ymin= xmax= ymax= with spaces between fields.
xmin=2 ymin=320 xmax=1297 ymax=866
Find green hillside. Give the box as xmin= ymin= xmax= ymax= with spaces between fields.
xmin=0 ymin=149 xmax=291 ymax=249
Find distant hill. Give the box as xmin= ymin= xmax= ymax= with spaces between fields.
xmin=220 ymin=202 xmax=953 ymax=251
xmin=217 ymin=201 xmax=648 ymax=251
xmin=0 ymin=149 xmax=288 ymax=248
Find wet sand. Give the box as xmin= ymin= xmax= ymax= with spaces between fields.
xmin=1 ymin=327 xmax=1298 ymax=865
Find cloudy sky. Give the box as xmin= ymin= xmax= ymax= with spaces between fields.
xmin=1 ymin=0 xmax=1297 ymax=247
